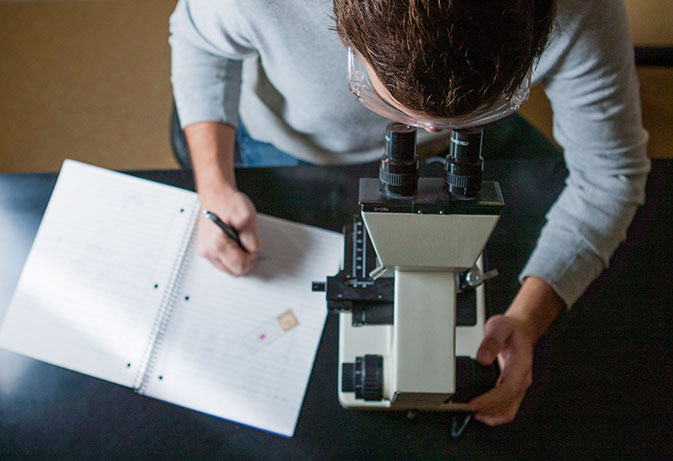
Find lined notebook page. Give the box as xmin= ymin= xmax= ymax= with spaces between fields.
xmin=0 ymin=161 xmax=199 ymax=387
xmin=142 ymin=214 xmax=342 ymax=437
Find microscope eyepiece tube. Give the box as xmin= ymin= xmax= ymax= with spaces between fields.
xmin=379 ymin=123 xmax=419 ymax=196
xmin=445 ymin=128 xmax=484 ymax=197
xmin=385 ymin=123 xmax=417 ymax=161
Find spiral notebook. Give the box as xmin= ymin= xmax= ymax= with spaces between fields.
xmin=0 ymin=160 xmax=342 ymax=437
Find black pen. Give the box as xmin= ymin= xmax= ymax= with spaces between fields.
xmin=202 ymin=210 xmax=247 ymax=252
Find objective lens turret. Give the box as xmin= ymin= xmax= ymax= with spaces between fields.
xmin=379 ymin=123 xmax=419 ymax=196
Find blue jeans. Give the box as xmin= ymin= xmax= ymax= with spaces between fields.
xmin=171 ymin=103 xmax=309 ymax=169
xmin=235 ymin=122 xmax=310 ymax=167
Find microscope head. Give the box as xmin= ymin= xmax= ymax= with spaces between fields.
xmin=360 ymin=123 xmax=503 ymax=273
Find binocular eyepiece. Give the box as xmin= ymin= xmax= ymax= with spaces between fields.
xmin=445 ymin=128 xmax=484 ymax=198
xmin=378 ymin=123 xmax=484 ymax=198
xmin=379 ymin=123 xmax=419 ymax=196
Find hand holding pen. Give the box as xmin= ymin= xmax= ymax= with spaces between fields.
xmin=203 ymin=210 xmax=247 ymax=252
xmin=197 ymin=192 xmax=263 ymax=276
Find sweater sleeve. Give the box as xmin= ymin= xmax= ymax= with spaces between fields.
xmin=169 ymin=0 xmax=257 ymax=128
xmin=520 ymin=0 xmax=651 ymax=307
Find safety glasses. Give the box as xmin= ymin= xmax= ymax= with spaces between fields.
xmin=347 ymin=47 xmax=531 ymax=131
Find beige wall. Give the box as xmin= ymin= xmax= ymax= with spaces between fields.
xmin=0 ymin=0 xmax=179 ymax=173
xmin=0 ymin=0 xmax=671 ymax=173
xmin=520 ymin=0 xmax=673 ymax=158
xmin=626 ymin=0 xmax=673 ymax=46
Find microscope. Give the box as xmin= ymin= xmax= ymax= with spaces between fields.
xmin=314 ymin=122 xmax=504 ymax=414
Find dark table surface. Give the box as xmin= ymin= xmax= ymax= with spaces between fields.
xmin=1 ymin=154 xmax=672 ymax=459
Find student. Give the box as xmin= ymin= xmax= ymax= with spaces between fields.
xmin=169 ymin=0 xmax=650 ymax=425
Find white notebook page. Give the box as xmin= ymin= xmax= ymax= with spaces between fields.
xmin=0 ymin=161 xmax=199 ymax=387
xmin=142 ymin=214 xmax=342 ymax=437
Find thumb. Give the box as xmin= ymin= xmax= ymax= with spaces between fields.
xmin=476 ymin=315 xmax=513 ymax=366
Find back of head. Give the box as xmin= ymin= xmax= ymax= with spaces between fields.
xmin=334 ymin=0 xmax=556 ymax=117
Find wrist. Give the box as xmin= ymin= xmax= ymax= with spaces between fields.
xmin=505 ymin=276 xmax=565 ymax=343
xmin=193 ymin=158 xmax=237 ymax=198
xmin=197 ymin=176 xmax=238 ymax=206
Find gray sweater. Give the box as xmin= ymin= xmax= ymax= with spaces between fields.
xmin=170 ymin=0 xmax=650 ymax=307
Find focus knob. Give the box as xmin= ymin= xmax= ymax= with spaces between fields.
xmin=341 ymin=354 xmax=384 ymax=401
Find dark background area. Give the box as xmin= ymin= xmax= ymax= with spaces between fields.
xmin=1 ymin=153 xmax=671 ymax=458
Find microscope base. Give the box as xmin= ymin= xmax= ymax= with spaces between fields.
xmin=337 ymin=258 xmax=493 ymax=411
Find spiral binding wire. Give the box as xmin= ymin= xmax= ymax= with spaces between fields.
xmin=134 ymin=203 xmax=200 ymax=392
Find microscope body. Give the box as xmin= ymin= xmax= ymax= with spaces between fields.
xmin=318 ymin=123 xmax=504 ymax=410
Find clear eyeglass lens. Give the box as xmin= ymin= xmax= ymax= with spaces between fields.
xmin=346 ymin=47 xmax=530 ymax=130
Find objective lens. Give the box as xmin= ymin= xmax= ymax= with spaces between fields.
xmin=445 ymin=128 xmax=483 ymax=197
xmin=379 ymin=123 xmax=419 ymax=196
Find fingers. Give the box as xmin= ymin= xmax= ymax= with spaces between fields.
xmin=202 ymin=231 xmax=260 ymax=276
xmin=470 ymin=368 xmax=532 ymax=426
xmin=197 ymin=192 xmax=263 ymax=275
xmin=203 ymin=253 xmax=230 ymax=274
xmin=469 ymin=359 xmax=532 ymax=425
xmin=202 ymin=244 xmax=257 ymax=276
xmin=221 ymin=193 xmax=263 ymax=256
xmin=215 ymin=241 xmax=258 ymax=275
xmin=469 ymin=314 xmax=534 ymax=426
xmin=476 ymin=315 xmax=513 ymax=366
xmin=236 ymin=219 xmax=263 ymax=255
xmin=471 ymin=383 xmax=528 ymax=426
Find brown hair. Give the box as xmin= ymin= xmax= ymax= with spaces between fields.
xmin=334 ymin=0 xmax=556 ymax=117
